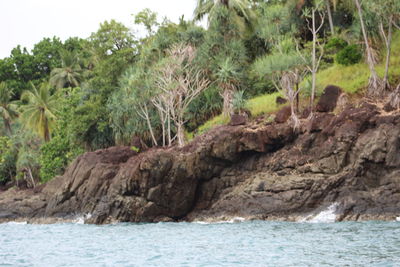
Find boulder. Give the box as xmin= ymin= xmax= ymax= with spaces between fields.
xmin=316 ymin=85 xmax=343 ymax=112
xmin=230 ymin=114 xmax=247 ymax=126
xmin=275 ymin=106 xmax=291 ymax=123
xmin=276 ymin=96 xmax=288 ymax=105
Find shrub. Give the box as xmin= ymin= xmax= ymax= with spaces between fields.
xmin=39 ymin=134 xmax=83 ymax=182
xmin=336 ymin=45 xmax=362 ymax=66
xmin=325 ymin=37 xmax=348 ymax=51
xmin=0 ymin=136 xmax=17 ymax=184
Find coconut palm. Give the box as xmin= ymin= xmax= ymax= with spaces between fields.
xmin=194 ymin=0 xmax=255 ymax=34
xmin=50 ymin=50 xmax=82 ymax=89
xmin=0 ymin=82 xmax=18 ymax=135
xmin=19 ymin=83 xmax=58 ymax=142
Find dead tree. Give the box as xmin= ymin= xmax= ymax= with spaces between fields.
xmin=155 ymin=44 xmax=210 ymax=147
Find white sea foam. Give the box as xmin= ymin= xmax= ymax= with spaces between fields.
xmin=73 ymin=213 xmax=92 ymax=224
xmin=396 ymin=217 xmax=400 ymax=222
xmin=4 ymin=221 xmax=28 ymax=225
xmin=299 ymin=203 xmax=339 ymax=223
xmin=194 ymin=216 xmax=246 ymax=224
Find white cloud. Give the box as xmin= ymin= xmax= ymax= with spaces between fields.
xmin=0 ymin=0 xmax=197 ymax=58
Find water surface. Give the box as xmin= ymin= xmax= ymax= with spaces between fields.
xmin=1 ymin=220 xmax=400 ymax=266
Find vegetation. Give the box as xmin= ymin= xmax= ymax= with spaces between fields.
xmin=0 ymin=0 xmax=399 ymax=187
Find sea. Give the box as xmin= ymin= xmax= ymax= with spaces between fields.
xmin=1 ymin=207 xmax=400 ymax=266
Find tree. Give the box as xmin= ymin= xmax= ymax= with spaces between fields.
xmin=89 ymin=20 xmax=136 ymax=58
xmin=154 ymin=43 xmax=210 ymax=147
xmin=301 ymin=1 xmax=325 ymax=117
xmin=118 ymin=67 xmax=159 ymax=146
xmin=196 ymin=5 xmax=249 ymax=117
xmin=19 ymin=83 xmax=58 ymax=142
xmin=134 ymin=8 xmax=159 ymax=36
xmin=0 ymin=82 xmax=18 ymax=135
xmin=254 ymin=41 xmax=306 ymax=130
xmin=215 ymin=57 xmax=241 ymax=117
xmin=354 ymin=0 xmax=383 ymax=95
xmin=49 ymin=50 xmax=83 ymax=89
xmin=367 ymin=0 xmax=400 ymax=90
xmin=194 ymin=0 xmax=255 ymax=35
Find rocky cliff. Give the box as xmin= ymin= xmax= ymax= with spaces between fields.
xmin=1 ymin=98 xmax=400 ymax=224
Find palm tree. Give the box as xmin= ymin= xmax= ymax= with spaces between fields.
xmin=0 ymin=82 xmax=18 ymax=135
xmin=50 ymin=50 xmax=82 ymax=89
xmin=194 ymin=0 xmax=255 ymax=34
xmin=19 ymin=83 xmax=58 ymax=142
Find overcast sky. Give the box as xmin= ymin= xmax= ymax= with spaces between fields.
xmin=0 ymin=0 xmax=199 ymax=59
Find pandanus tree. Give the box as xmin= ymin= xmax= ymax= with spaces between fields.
xmin=0 ymin=82 xmax=18 ymax=135
xmin=254 ymin=42 xmax=306 ymax=130
xmin=195 ymin=1 xmax=250 ymax=117
xmin=19 ymin=83 xmax=58 ymax=142
xmin=50 ymin=50 xmax=82 ymax=89
xmin=354 ymin=0 xmax=383 ymax=95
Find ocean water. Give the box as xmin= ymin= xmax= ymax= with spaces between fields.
xmin=1 ymin=220 xmax=400 ymax=267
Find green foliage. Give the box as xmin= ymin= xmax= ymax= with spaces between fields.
xmin=336 ymin=44 xmax=362 ymax=66
xmin=19 ymin=83 xmax=58 ymax=142
xmin=130 ymin=146 xmax=140 ymax=153
xmin=134 ymin=8 xmax=159 ymax=35
xmin=39 ymin=134 xmax=83 ymax=182
xmin=232 ymin=90 xmax=246 ymax=113
xmin=0 ymin=136 xmax=16 ymax=184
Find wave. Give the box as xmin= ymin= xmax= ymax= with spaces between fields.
xmin=3 ymin=221 xmax=28 ymax=225
xmin=298 ymin=203 xmax=339 ymax=223
xmin=73 ymin=213 xmax=92 ymax=224
xmin=396 ymin=217 xmax=400 ymax=222
xmin=193 ymin=216 xmax=246 ymax=224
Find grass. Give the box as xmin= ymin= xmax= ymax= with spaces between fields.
xmin=196 ymin=91 xmax=283 ymax=135
xmin=196 ymin=33 xmax=400 ymax=135
xmin=245 ymin=91 xmax=283 ymax=117
xmin=310 ymin=32 xmax=400 ymax=95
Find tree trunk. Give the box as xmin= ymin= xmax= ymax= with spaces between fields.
xmin=354 ymin=0 xmax=381 ymax=95
xmin=388 ymin=84 xmax=400 ymax=110
xmin=167 ymin=108 xmax=172 ymax=146
xmin=296 ymin=83 xmax=299 ymax=113
xmin=290 ymin=99 xmax=300 ymax=131
xmin=310 ymin=9 xmax=317 ymax=117
xmin=176 ymin=121 xmax=185 ymax=147
xmin=44 ymin=116 xmax=50 ymax=142
xmin=222 ymin=88 xmax=234 ymax=118
xmin=383 ymin=17 xmax=393 ymax=90
xmin=143 ymin=105 xmax=158 ymax=146
xmin=325 ymin=0 xmax=335 ymax=35
xmin=3 ymin=118 xmax=12 ymax=136
xmin=28 ymin=167 xmax=36 ymax=188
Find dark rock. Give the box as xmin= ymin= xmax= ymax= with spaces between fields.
xmin=230 ymin=114 xmax=247 ymax=126
xmin=316 ymin=85 xmax=343 ymax=112
xmin=275 ymin=106 xmax=291 ymax=123
xmin=276 ymin=96 xmax=288 ymax=105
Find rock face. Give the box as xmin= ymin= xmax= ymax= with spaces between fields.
xmin=1 ymin=101 xmax=400 ymax=224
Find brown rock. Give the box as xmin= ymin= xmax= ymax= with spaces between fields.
xmin=316 ymin=85 xmax=343 ymax=112
xmin=276 ymin=96 xmax=288 ymax=105
xmin=230 ymin=114 xmax=247 ymax=126
xmin=275 ymin=106 xmax=291 ymax=123
xmin=1 ymin=100 xmax=400 ymax=224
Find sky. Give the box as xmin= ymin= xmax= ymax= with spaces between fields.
xmin=0 ymin=0 xmax=199 ymax=59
